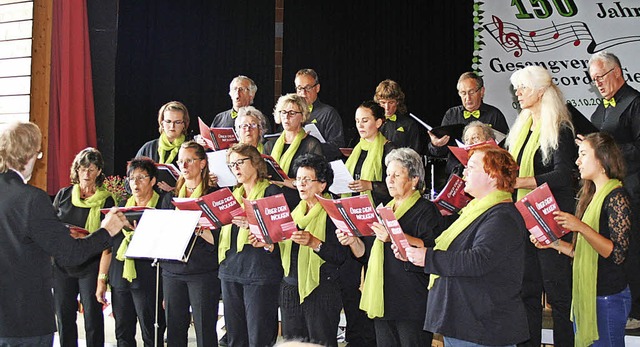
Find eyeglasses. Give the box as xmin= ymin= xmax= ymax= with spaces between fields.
xmin=458 ymin=87 xmax=481 ymax=97
xmin=590 ymin=68 xmax=615 ymax=85
xmin=295 ymin=84 xmax=318 ymax=93
xmin=176 ymin=158 xmax=202 ymax=166
xmin=293 ymin=177 xmax=321 ymax=186
xmin=162 ymin=119 xmax=185 ymax=126
xmin=230 ymin=86 xmax=250 ymax=93
xmin=237 ymin=123 xmax=260 ymax=130
xmin=227 ymin=157 xmax=251 ymax=169
xmin=128 ymin=175 xmax=150 ymax=182
xmin=279 ymin=110 xmax=302 ymax=118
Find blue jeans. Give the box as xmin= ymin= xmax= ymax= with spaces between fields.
xmin=592 ymin=286 xmax=631 ymax=347
xmin=444 ymin=336 xmax=515 ymax=347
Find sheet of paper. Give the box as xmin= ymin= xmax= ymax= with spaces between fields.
xmin=206 ymin=150 xmax=238 ymax=187
xmin=329 ymin=160 xmax=355 ymax=195
xmin=304 ymin=123 xmax=326 ymax=143
xmin=125 ymin=209 xmax=202 ymax=261
xmin=408 ymin=112 xmax=432 ymax=131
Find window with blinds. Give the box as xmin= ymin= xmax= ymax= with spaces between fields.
xmin=0 ymin=0 xmax=33 ymax=124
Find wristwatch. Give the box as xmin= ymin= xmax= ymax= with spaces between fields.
xmin=313 ymin=242 xmax=323 ymax=253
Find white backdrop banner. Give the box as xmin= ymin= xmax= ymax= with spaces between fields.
xmin=474 ymin=0 xmax=640 ymax=125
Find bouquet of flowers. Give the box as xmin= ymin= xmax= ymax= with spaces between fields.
xmin=104 ymin=175 xmax=130 ymax=205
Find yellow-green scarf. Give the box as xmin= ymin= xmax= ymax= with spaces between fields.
xmin=572 ymin=179 xmax=622 ymax=347
xmin=270 ymin=129 xmax=306 ymax=174
xmin=342 ymin=132 xmax=387 ymax=202
xmin=115 ymin=191 xmax=159 ymax=282
xmin=157 ymin=132 xmax=185 ymax=164
xmin=71 ymin=184 xmax=113 ymax=232
xmin=428 ymin=190 xmax=512 ymax=289
xmin=256 ymin=142 xmax=264 ymax=154
xmin=281 ymin=193 xmax=331 ymax=303
xmin=360 ymin=190 xmax=421 ymax=319
xmin=218 ymin=179 xmax=271 ymax=263
xmin=508 ymin=116 xmax=541 ymax=200
xmin=177 ymin=180 xmax=204 ymax=199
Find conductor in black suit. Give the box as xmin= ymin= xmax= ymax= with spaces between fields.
xmin=0 ymin=122 xmax=129 ymax=347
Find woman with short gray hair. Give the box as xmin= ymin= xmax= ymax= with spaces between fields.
xmin=337 ymin=147 xmax=444 ymax=346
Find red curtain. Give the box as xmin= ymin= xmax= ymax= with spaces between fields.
xmin=48 ymin=0 xmax=97 ymax=195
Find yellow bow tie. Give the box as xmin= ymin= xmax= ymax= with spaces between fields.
xmin=386 ymin=114 xmax=397 ymax=122
xmin=603 ymin=97 xmax=616 ymax=108
xmin=231 ymin=110 xmax=238 ymax=119
xmin=463 ymin=110 xmax=480 ymax=119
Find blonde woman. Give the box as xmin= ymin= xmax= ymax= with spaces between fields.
xmin=506 ymin=65 xmax=577 ymax=347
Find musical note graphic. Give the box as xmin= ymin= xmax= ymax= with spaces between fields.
xmin=484 ymin=15 xmax=640 ymax=56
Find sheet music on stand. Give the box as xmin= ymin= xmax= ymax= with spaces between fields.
xmin=125 ymin=209 xmax=202 ymax=262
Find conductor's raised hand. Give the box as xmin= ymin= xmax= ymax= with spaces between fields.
xmin=100 ymin=207 xmax=132 ymax=236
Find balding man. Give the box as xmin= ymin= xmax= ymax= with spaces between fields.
xmin=428 ymin=72 xmax=509 ymax=174
xmin=211 ymin=75 xmax=258 ymax=128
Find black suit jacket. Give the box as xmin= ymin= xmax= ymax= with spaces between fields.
xmin=0 ymin=170 xmax=113 ymax=337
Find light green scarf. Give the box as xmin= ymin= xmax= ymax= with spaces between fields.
xmin=342 ymin=132 xmax=387 ymax=202
xmin=157 ymin=132 xmax=185 ymax=164
xmin=71 ymin=184 xmax=113 ymax=232
xmin=428 ymin=190 xmax=512 ymax=289
xmin=281 ymin=193 xmax=330 ymax=303
xmin=218 ymin=179 xmax=271 ymax=263
xmin=270 ymin=129 xmax=306 ymax=174
xmin=256 ymin=142 xmax=264 ymax=154
xmin=115 ymin=191 xmax=159 ymax=282
xmin=572 ymin=179 xmax=622 ymax=347
xmin=508 ymin=116 xmax=541 ymax=200
xmin=177 ymin=180 xmax=204 ymax=199
xmin=360 ymin=190 xmax=421 ymax=319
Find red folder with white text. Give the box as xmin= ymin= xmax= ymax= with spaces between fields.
xmin=198 ymin=117 xmax=239 ymax=150
xmin=515 ymin=183 xmax=569 ymax=245
xmin=377 ymin=206 xmax=410 ymax=259
xmin=171 ymin=188 xmax=245 ymax=229
xmin=316 ymin=194 xmax=377 ymax=237
xmin=243 ymin=194 xmax=297 ymax=244
xmin=433 ymin=174 xmax=472 ymax=216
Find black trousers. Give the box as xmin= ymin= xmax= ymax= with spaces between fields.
xmin=53 ymin=266 xmax=104 ymax=347
xmin=519 ymin=243 xmax=574 ymax=347
xmin=280 ymin=280 xmax=343 ymax=347
xmin=163 ymin=271 xmax=220 ymax=347
xmin=111 ymin=284 xmax=165 ymax=347
xmin=338 ymin=256 xmax=376 ymax=347
xmin=374 ymin=319 xmax=432 ymax=347
xmin=220 ymin=280 xmax=279 ymax=347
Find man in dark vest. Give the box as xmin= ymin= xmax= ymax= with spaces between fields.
xmin=588 ymin=51 xmax=640 ymax=330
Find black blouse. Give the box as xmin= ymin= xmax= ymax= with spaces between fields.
xmin=283 ymin=215 xmax=348 ymax=286
xmin=53 ymin=185 xmax=115 ymax=277
xmin=595 ymin=187 xmax=632 ymax=296
xmin=361 ymin=198 xmax=444 ymax=321
xmin=218 ymin=185 xmax=284 ymax=285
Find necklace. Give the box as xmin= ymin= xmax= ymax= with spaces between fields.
xmin=186 ymin=186 xmax=196 ymax=192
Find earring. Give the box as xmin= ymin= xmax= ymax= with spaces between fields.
xmin=412 ymin=186 xmax=416 ymax=190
